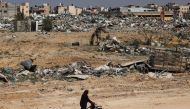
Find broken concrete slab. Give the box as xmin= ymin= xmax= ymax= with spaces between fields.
xmin=0 ymin=73 xmax=8 ymax=82
xmin=121 ymin=58 xmax=149 ymax=67
xmin=66 ymin=75 xmax=89 ymax=80
xmin=147 ymin=72 xmax=173 ymax=79
xmin=16 ymin=70 xmax=32 ymax=76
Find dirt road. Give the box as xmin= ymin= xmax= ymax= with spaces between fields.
xmin=1 ymin=73 xmax=190 ymax=109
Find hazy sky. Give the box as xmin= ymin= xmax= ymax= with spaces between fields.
xmin=6 ymin=0 xmax=190 ymax=7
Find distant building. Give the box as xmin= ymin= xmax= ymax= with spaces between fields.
xmin=55 ymin=4 xmax=82 ymax=15
xmin=76 ymin=7 xmax=82 ymax=15
xmin=31 ymin=3 xmax=51 ymax=16
xmin=145 ymin=3 xmax=158 ymax=9
xmin=128 ymin=7 xmax=156 ymax=12
xmin=19 ymin=2 xmax=29 ymax=17
xmin=165 ymin=2 xmax=179 ymax=11
xmin=92 ymin=6 xmax=109 ymax=12
xmin=183 ymin=11 xmax=190 ymax=19
xmin=110 ymin=6 xmax=173 ymax=20
xmin=110 ymin=6 xmax=156 ymax=13
xmin=179 ymin=5 xmax=190 ymax=18
xmin=55 ymin=3 xmax=67 ymax=14
xmin=157 ymin=6 xmax=163 ymax=12
xmin=67 ymin=5 xmax=82 ymax=15
xmin=89 ymin=8 xmax=99 ymax=14
xmin=182 ymin=4 xmax=190 ymax=19
xmin=67 ymin=5 xmax=76 ymax=15
xmin=0 ymin=1 xmax=17 ymax=17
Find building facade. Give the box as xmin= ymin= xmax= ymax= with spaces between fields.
xmin=31 ymin=3 xmax=50 ymax=16
xmin=55 ymin=4 xmax=82 ymax=15
xmin=146 ymin=3 xmax=158 ymax=9
xmin=179 ymin=5 xmax=190 ymax=18
xmin=67 ymin=5 xmax=82 ymax=15
xmin=15 ymin=20 xmax=31 ymax=32
xmin=110 ymin=6 xmax=156 ymax=14
xmin=19 ymin=2 xmax=29 ymax=17
xmin=0 ymin=1 xmax=17 ymax=17
xmin=110 ymin=6 xmax=173 ymax=20
xmin=55 ymin=3 xmax=67 ymax=14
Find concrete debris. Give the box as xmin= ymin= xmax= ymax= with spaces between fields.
xmin=148 ymin=72 xmax=173 ymax=79
xmin=0 ymin=73 xmax=8 ymax=82
xmin=0 ymin=58 xmax=148 ymax=82
xmin=99 ymin=37 xmax=128 ymax=53
xmin=0 ymin=13 xmax=190 ymax=36
xmin=159 ymin=72 xmax=173 ymax=79
xmin=20 ymin=59 xmax=37 ymax=72
xmin=17 ymin=70 xmax=32 ymax=76
xmin=66 ymin=75 xmax=89 ymax=80
xmin=0 ymin=13 xmax=182 ymax=35
xmin=0 ymin=14 xmax=190 ymax=40
xmin=72 ymin=42 xmax=80 ymax=46
xmin=0 ymin=17 xmax=14 ymax=31
xmin=50 ymin=14 xmax=190 ymax=35
xmin=1 ymin=67 xmax=16 ymax=83
xmin=0 ymin=59 xmax=176 ymax=83
xmin=94 ymin=62 xmax=128 ymax=76
xmin=99 ymin=36 xmax=152 ymax=55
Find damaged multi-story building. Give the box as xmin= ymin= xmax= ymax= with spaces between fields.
xmin=55 ymin=3 xmax=82 ymax=15
xmin=0 ymin=0 xmax=17 ymax=17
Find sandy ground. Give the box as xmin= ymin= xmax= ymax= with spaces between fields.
xmin=0 ymin=32 xmax=145 ymax=69
xmin=0 ymin=32 xmax=190 ymax=109
xmin=0 ymin=73 xmax=190 ymax=109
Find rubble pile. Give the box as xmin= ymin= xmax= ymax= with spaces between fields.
xmin=0 ymin=17 xmax=14 ymax=31
xmin=99 ymin=36 xmax=151 ymax=55
xmin=49 ymin=14 xmax=190 ymax=34
xmin=99 ymin=37 xmax=128 ymax=53
xmin=1 ymin=13 xmax=190 ymax=36
xmin=0 ymin=59 xmax=155 ymax=83
xmin=52 ymin=14 xmax=109 ymax=32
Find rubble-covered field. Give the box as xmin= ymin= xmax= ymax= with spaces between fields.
xmin=0 ymin=32 xmax=146 ymax=68
xmin=0 ymin=31 xmax=190 ymax=109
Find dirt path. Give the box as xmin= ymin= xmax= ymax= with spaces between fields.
xmin=0 ymin=74 xmax=190 ymax=109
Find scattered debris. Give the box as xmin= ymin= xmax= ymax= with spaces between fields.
xmin=20 ymin=59 xmax=37 ymax=72
xmin=0 ymin=73 xmax=8 ymax=82
xmin=72 ymin=42 xmax=80 ymax=46
xmin=99 ymin=37 xmax=128 ymax=53
xmin=66 ymin=75 xmax=89 ymax=80
xmin=147 ymin=72 xmax=173 ymax=79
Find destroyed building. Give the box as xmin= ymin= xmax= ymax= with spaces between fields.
xmin=14 ymin=20 xmax=31 ymax=32
xmin=54 ymin=4 xmax=82 ymax=15
xmin=19 ymin=2 xmax=30 ymax=17
xmin=30 ymin=3 xmax=51 ymax=16
xmin=0 ymin=1 xmax=17 ymax=17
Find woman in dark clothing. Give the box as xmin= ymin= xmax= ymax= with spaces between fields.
xmin=80 ymin=90 xmax=94 ymax=109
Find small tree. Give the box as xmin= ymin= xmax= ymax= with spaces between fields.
xmin=42 ymin=17 xmax=52 ymax=32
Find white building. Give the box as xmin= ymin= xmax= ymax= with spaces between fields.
xmin=110 ymin=6 xmax=155 ymax=13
